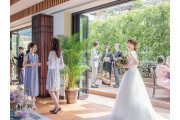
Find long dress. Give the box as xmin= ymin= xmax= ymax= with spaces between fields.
xmin=101 ymin=52 xmax=113 ymax=86
xmin=24 ymin=53 xmax=39 ymax=97
xmin=108 ymin=51 xmax=167 ymax=120
xmin=155 ymin=64 xmax=170 ymax=95
xmin=46 ymin=51 xmax=64 ymax=91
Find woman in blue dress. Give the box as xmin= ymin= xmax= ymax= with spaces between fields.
xmin=23 ymin=42 xmax=41 ymax=109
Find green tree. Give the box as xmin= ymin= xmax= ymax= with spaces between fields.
xmin=89 ymin=2 xmax=170 ymax=61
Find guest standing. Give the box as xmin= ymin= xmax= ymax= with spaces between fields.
xmin=46 ymin=38 xmax=64 ymax=114
xmin=90 ymin=42 xmax=101 ymax=88
xmin=101 ymin=46 xmax=113 ymax=86
xmin=166 ymin=56 xmax=170 ymax=79
xmin=13 ymin=47 xmax=25 ymax=84
xmin=23 ymin=43 xmax=41 ymax=109
xmin=10 ymin=48 xmax=16 ymax=84
xmin=113 ymin=43 xmax=123 ymax=88
xmin=155 ymin=55 xmax=170 ymax=96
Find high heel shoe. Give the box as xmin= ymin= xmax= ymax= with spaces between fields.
xmin=50 ymin=108 xmax=56 ymax=113
xmin=51 ymin=107 xmax=61 ymax=114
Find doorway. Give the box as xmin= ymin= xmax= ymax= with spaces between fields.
xmin=11 ymin=33 xmax=19 ymax=81
xmin=10 ymin=27 xmax=32 ymax=82
xmin=72 ymin=0 xmax=170 ymax=103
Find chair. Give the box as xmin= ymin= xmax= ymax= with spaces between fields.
xmin=150 ymin=67 xmax=166 ymax=98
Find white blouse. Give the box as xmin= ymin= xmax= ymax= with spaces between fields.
xmin=47 ymin=51 xmax=64 ymax=69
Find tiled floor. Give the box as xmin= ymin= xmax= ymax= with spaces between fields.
xmin=10 ymin=84 xmax=170 ymax=120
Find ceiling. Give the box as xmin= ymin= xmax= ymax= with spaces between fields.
xmin=10 ymin=0 xmax=43 ymax=16
xmin=10 ymin=0 xmax=121 ymax=31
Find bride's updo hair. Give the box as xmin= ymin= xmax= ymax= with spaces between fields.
xmin=127 ymin=38 xmax=137 ymax=51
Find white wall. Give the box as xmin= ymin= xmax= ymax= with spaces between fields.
xmin=53 ymin=12 xmax=64 ymax=37
xmin=53 ymin=12 xmax=65 ymax=96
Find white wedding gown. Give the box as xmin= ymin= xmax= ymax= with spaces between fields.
xmin=108 ymin=51 xmax=167 ymax=120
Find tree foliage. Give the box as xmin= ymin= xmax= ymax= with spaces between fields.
xmin=89 ymin=2 xmax=170 ymax=61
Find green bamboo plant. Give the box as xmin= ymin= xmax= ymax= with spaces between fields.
xmin=56 ymin=34 xmax=90 ymax=89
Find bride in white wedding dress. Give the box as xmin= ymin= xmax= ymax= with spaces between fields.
xmin=108 ymin=39 xmax=167 ymax=120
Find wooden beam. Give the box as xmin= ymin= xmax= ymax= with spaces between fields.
xmin=10 ymin=0 xmax=20 ymax=6
xmin=10 ymin=0 xmax=70 ymax=23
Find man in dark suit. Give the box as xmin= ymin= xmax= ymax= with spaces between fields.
xmin=13 ymin=47 xmax=25 ymax=84
xmin=113 ymin=43 xmax=123 ymax=88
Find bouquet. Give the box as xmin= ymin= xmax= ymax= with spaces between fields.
xmin=115 ymin=56 xmax=128 ymax=71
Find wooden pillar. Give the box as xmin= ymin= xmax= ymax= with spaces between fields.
xmin=32 ymin=14 xmax=53 ymax=98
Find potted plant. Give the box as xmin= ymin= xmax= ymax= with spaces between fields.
xmin=57 ymin=34 xmax=89 ymax=104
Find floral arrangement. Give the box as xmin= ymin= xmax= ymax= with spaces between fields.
xmin=10 ymin=85 xmax=32 ymax=119
xmin=10 ymin=86 xmax=23 ymax=103
xmin=115 ymin=56 xmax=128 ymax=70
